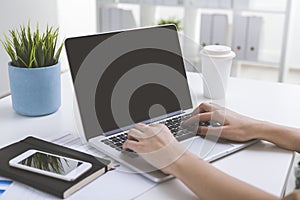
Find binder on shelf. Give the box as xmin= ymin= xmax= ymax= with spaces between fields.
xmin=184 ymin=0 xmax=207 ymax=8
xmin=100 ymin=8 xmax=111 ymax=32
xmin=233 ymin=0 xmax=249 ymax=9
xmin=142 ymin=0 xmax=154 ymax=5
xmin=163 ymin=0 xmax=178 ymax=6
xmin=98 ymin=0 xmax=116 ymax=3
xmin=153 ymin=0 xmax=164 ymax=5
xmin=211 ymin=14 xmax=228 ymax=46
xmin=100 ymin=7 xmax=136 ymax=32
xmin=198 ymin=0 xmax=208 ymax=7
xmin=206 ymin=0 xmax=218 ymax=8
xmin=200 ymin=14 xmax=213 ymax=48
xmin=183 ymin=0 xmax=192 ymax=7
xmin=245 ymin=16 xmax=262 ymax=61
xmin=121 ymin=9 xmax=137 ymax=29
xmin=218 ymin=0 xmax=232 ymax=9
xmin=232 ymin=16 xmax=248 ymax=60
xmin=177 ymin=0 xmax=184 ymax=5
xmin=110 ymin=8 xmax=121 ymax=31
xmin=119 ymin=0 xmax=139 ymax=3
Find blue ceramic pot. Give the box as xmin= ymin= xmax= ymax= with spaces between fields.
xmin=8 ymin=62 xmax=61 ymax=116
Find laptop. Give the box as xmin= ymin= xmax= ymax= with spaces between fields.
xmin=65 ymin=25 xmax=256 ymax=182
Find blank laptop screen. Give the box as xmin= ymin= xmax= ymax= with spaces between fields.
xmin=65 ymin=25 xmax=193 ymax=139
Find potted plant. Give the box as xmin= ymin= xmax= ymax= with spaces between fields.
xmin=1 ymin=23 xmax=64 ymax=116
xmin=157 ymin=17 xmax=183 ymax=31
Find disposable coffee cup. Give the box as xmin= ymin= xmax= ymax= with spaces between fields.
xmin=200 ymin=45 xmax=236 ymax=99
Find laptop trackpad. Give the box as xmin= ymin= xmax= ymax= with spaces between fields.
xmin=181 ymin=136 xmax=234 ymax=160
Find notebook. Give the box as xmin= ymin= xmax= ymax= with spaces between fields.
xmin=0 ymin=136 xmax=110 ymax=199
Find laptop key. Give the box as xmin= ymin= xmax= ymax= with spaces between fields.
xmin=115 ymin=142 xmax=123 ymax=147
xmin=101 ymin=114 xmax=195 ymax=153
xmin=199 ymin=120 xmax=222 ymax=127
xmin=116 ymin=147 xmax=122 ymax=151
xmin=210 ymin=121 xmax=222 ymax=127
xmin=121 ymin=148 xmax=138 ymax=158
xmin=176 ymin=131 xmax=196 ymax=142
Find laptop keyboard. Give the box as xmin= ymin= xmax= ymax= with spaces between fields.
xmin=160 ymin=113 xmax=196 ymax=141
xmin=100 ymin=113 xmax=197 ymax=157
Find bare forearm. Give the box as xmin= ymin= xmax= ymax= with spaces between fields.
xmin=168 ymin=152 xmax=279 ymax=200
xmin=253 ymin=122 xmax=300 ymax=153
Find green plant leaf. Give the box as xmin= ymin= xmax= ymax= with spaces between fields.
xmin=1 ymin=34 xmax=17 ymax=65
xmin=157 ymin=17 xmax=182 ymax=31
xmin=2 ymin=22 xmax=64 ymax=68
xmin=54 ymin=40 xmax=64 ymax=63
xmin=16 ymin=54 xmax=29 ymax=68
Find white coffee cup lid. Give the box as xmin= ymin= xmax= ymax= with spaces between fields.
xmin=200 ymin=45 xmax=236 ymax=59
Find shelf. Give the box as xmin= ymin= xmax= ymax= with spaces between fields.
xmin=234 ymin=9 xmax=286 ymax=15
xmin=235 ymin=59 xmax=280 ymax=67
xmin=98 ymin=0 xmax=116 ymax=4
xmin=98 ymin=0 xmax=286 ymax=15
xmin=184 ymin=54 xmax=280 ymax=68
xmin=96 ymin=0 xmax=292 ymax=82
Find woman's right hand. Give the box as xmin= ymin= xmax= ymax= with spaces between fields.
xmin=183 ymin=102 xmax=264 ymax=142
xmin=283 ymin=190 xmax=300 ymax=200
xmin=122 ymin=123 xmax=186 ymax=174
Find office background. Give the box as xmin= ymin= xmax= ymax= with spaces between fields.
xmin=0 ymin=0 xmax=299 ymax=193
xmin=1 ymin=0 xmax=300 ymax=98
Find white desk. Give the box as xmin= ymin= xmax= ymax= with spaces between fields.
xmin=0 ymin=71 xmax=298 ymax=199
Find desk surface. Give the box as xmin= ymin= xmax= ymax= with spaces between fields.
xmin=1 ymin=71 xmax=299 ymax=199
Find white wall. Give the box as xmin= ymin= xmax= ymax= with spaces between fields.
xmin=0 ymin=0 xmax=58 ymax=97
xmin=287 ymin=0 xmax=300 ymax=69
xmin=57 ymin=0 xmax=97 ymax=71
xmin=0 ymin=0 xmax=98 ymax=98
xmin=254 ymin=0 xmax=300 ymax=70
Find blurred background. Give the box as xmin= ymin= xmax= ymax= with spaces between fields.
xmin=0 ymin=0 xmax=299 ymax=193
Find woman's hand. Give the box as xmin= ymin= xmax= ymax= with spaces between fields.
xmin=283 ymin=190 xmax=300 ymax=200
xmin=122 ymin=123 xmax=185 ymax=174
xmin=183 ymin=102 xmax=264 ymax=142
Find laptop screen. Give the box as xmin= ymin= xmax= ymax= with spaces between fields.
xmin=65 ymin=25 xmax=193 ymax=140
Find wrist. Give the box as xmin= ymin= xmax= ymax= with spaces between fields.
xmin=163 ymin=151 xmax=194 ymax=175
xmin=249 ymin=120 xmax=280 ymax=141
xmin=246 ymin=119 xmax=271 ymax=140
xmin=141 ymin=138 xmax=186 ymax=172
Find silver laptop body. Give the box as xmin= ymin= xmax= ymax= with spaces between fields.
xmin=65 ymin=25 xmax=257 ymax=183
